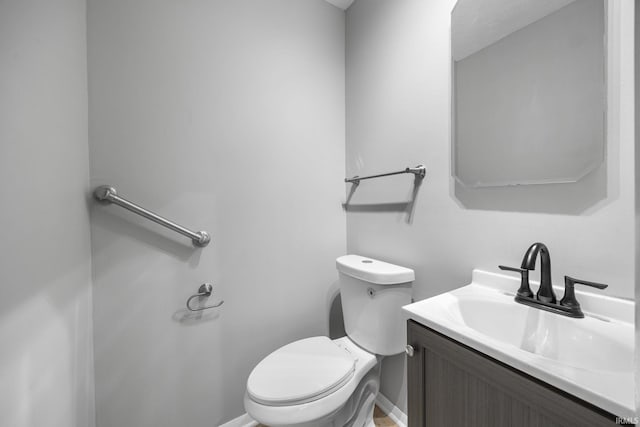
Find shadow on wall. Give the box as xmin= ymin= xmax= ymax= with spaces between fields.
xmin=329 ymin=292 xmax=346 ymax=339
xmin=172 ymin=307 xmax=221 ymax=325
xmin=453 ymin=165 xmax=609 ymax=215
xmin=342 ymin=175 xmax=423 ymax=224
xmin=91 ymin=198 xmax=201 ymax=263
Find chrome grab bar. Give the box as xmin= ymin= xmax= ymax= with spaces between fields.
xmin=345 ymin=165 xmax=426 ymax=185
xmin=93 ymin=185 xmax=211 ymax=247
xmin=186 ymin=283 xmax=224 ymax=311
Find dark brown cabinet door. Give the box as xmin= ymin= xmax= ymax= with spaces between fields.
xmin=406 ymin=320 xmax=617 ymax=427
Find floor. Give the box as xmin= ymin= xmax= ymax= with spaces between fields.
xmin=256 ymin=405 xmax=398 ymax=427
xmin=372 ymin=405 xmax=398 ymax=427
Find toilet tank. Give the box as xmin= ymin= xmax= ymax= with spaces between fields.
xmin=336 ymin=255 xmax=414 ymax=356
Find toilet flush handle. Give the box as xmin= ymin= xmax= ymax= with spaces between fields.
xmin=405 ymin=345 xmax=415 ymax=357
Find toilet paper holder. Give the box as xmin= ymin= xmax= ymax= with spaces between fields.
xmin=186 ymin=283 xmax=224 ymax=311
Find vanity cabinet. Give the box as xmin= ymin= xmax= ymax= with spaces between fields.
xmin=406 ymin=320 xmax=617 ymax=427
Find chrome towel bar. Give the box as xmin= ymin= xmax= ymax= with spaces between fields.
xmin=93 ymin=185 xmax=211 ymax=247
xmin=345 ymin=165 xmax=426 ymax=185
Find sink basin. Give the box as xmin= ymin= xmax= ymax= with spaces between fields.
xmin=403 ymin=270 xmax=635 ymax=418
xmin=451 ymin=294 xmax=632 ymax=373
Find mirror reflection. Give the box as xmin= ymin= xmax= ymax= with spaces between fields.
xmin=452 ymin=0 xmax=606 ymax=188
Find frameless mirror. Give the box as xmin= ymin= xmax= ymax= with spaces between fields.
xmin=452 ymin=0 xmax=606 ymax=189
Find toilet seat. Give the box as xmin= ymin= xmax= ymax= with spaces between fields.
xmin=244 ymin=336 xmax=378 ymax=426
xmin=247 ymin=336 xmax=357 ymax=406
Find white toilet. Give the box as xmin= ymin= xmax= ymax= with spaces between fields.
xmin=244 ymin=254 xmax=414 ymax=427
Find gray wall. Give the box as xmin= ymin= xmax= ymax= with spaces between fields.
xmin=0 ymin=1 xmax=94 ymax=426
xmin=346 ymin=0 xmax=635 ymax=414
xmin=634 ymin=0 xmax=640 ymax=415
xmin=87 ymin=0 xmax=346 ymax=425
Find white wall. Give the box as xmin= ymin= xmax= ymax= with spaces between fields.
xmin=87 ymin=0 xmax=346 ymax=425
xmin=0 ymin=1 xmax=94 ymax=426
xmin=346 ymin=0 xmax=635 ymax=414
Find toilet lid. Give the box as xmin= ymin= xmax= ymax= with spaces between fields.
xmin=247 ymin=336 xmax=356 ymax=406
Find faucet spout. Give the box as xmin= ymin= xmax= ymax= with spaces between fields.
xmin=520 ymin=242 xmax=556 ymax=304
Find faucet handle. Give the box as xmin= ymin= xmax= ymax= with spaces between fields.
xmin=499 ymin=265 xmax=533 ymax=298
xmin=564 ymin=276 xmax=608 ymax=290
xmin=560 ymin=276 xmax=608 ymax=315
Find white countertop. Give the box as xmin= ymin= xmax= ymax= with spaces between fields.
xmin=402 ymin=269 xmax=636 ymax=419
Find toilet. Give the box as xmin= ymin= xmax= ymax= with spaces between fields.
xmin=244 ymin=254 xmax=414 ymax=427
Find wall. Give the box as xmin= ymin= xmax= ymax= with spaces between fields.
xmin=346 ymin=0 xmax=635 ymax=414
xmin=87 ymin=0 xmax=345 ymax=425
xmin=636 ymin=0 xmax=640 ymax=416
xmin=0 ymin=1 xmax=94 ymax=426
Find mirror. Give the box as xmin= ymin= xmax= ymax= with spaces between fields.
xmin=452 ymin=0 xmax=606 ymax=190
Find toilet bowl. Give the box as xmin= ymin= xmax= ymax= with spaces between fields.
xmin=244 ymin=255 xmax=414 ymax=427
xmin=244 ymin=336 xmax=378 ymax=426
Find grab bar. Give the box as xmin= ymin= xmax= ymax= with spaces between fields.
xmin=345 ymin=165 xmax=426 ymax=185
xmin=93 ymin=185 xmax=211 ymax=247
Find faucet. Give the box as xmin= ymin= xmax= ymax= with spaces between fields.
xmin=499 ymin=242 xmax=608 ymax=318
xmin=520 ymin=242 xmax=555 ymax=304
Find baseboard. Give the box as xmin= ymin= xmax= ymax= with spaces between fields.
xmin=218 ymin=393 xmax=407 ymax=427
xmin=218 ymin=413 xmax=258 ymax=427
xmin=375 ymin=393 xmax=408 ymax=427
